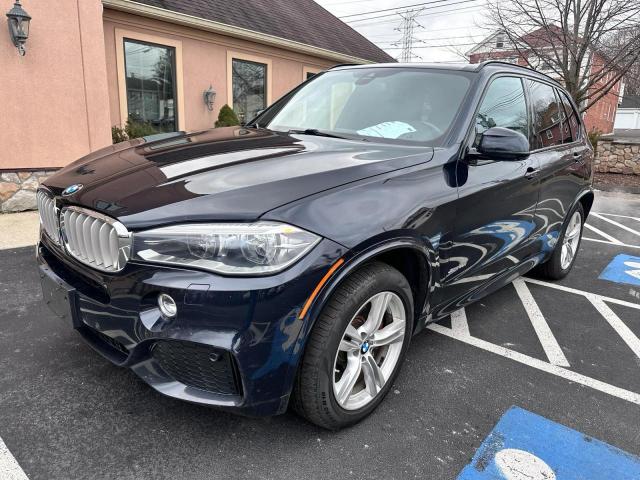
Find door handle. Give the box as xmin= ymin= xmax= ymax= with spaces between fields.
xmin=573 ymin=152 xmax=584 ymax=163
xmin=525 ymin=167 xmax=540 ymax=179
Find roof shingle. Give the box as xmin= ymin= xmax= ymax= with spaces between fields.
xmin=621 ymin=95 xmax=640 ymax=109
xmin=128 ymin=0 xmax=395 ymax=63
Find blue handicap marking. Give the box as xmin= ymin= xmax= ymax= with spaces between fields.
xmin=458 ymin=406 xmax=640 ymax=479
xmin=599 ymin=254 xmax=640 ymax=287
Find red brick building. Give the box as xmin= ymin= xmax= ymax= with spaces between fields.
xmin=468 ymin=28 xmax=622 ymax=134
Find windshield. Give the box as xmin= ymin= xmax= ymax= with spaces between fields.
xmin=262 ymin=68 xmax=472 ymax=146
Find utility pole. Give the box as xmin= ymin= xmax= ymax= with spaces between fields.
xmin=396 ymin=8 xmax=425 ymax=62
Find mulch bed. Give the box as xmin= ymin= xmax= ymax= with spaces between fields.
xmin=593 ymin=172 xmax=640 ymax=194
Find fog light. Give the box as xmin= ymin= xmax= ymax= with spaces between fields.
xmin=158 ymin=293 xmax=177 ymax=318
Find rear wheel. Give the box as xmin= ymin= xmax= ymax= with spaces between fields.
xmin=292 ymin=262 xmax=413 ymax=430
xmin=537 ymin=203 xmax=584 ymax=280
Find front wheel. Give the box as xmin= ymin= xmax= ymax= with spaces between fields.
xmin=537 ymin=203 xmax=585 ymax=280
xmin=292 ymin=262 xmax=413 ymax=430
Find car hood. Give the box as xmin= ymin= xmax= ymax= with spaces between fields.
xmin=43 ymin=127 xmax=433 ymax=229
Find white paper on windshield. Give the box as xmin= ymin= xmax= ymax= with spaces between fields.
xmin=357 ymin=121 xmax=417 ymax=139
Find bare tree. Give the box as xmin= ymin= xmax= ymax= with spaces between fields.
xmin=605 ymin=25 xmax=640 ymax=97
xmin=623 ymin=61 xmax=640 ymax=96
xmin=485 ymin=0 xmax=640 ymax=111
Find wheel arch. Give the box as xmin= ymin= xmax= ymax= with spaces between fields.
xmin=577 ymin=189 xmax=595 ymax=219
xmin=550 ymin=188 xmax=594 ymax=258
xmin=281 ymin=238 xmax=435 ymax=412
xmin=305 ymin=239 xmax=435 ymax=336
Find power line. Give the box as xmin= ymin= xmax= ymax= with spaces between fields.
xmin=385 ymin=42 xmax=480 ymax=49
xmin=365 ymin=25 xmax=476 ymax=37
xmin=350 ymin=5 xmax=483 ymax=28
xmin=375 ymin=34 xmax=486 ymax=44
xmin=358 ymin=5 xmax=482 ymax=25
xmin=339 ymin=0 xmax=470 ymax=18
xmin=346 ymin=0 xmax=483 ymax=24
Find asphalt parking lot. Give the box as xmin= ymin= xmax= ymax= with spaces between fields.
xmin=1 ymin=190 xmax=639 ymax=480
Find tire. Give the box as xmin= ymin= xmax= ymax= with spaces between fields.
xmin=292 ymin=261 xmax=413 ymax=430
xmin=536 ymin=202 xmax=585 ymax=280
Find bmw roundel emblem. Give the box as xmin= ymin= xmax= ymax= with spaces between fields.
xmin=62 ymin=184 xmax=83 ymax=196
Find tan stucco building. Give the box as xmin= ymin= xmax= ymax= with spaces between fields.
xmin=0 ymin=0 xmax=392 ymax=212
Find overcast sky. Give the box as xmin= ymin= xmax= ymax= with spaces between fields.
xmin=315 ymin=0 xmax=491 ymax=62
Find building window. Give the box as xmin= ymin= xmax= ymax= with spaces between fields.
xmin=495 ymin=34 xmax=505 ymax=48
xmin=123 ymin=39 xmax=177 ymax=133
xmin=303 ymin=66 xmax=322 ymax=82
xmin=232 ymin=58 xmax=267 ymax=122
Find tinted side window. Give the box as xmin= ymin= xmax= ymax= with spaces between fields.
xmin=558 ymin=90 xmax=582 ymax=143
xmin=527 ymin=80 xmax=563 ymax=149
xmin=474 ymin=76 xmax=529 ymax=146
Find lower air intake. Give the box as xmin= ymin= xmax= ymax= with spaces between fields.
xmin=152 ymin=341 xmax=241 ymax=396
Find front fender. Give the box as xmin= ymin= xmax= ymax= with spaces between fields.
xmin=278 ymin=236 xmax=436 ymax=408
xmin=306 ymin=235 xmax=437 ymax=332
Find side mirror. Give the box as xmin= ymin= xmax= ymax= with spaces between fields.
xmin=477 ymin=127 xmax=530 ymax=161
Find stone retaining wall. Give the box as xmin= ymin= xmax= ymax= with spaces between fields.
xmin=594 ymin=137 xmax=640 ymax=175
xmin=0 ymin=170 xmax=59 ymax=213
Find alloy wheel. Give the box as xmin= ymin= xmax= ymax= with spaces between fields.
xmin=560 ymin=210 xmax=582 ymax=270
xmin=332 ymin=291 xmax=407 ymax=410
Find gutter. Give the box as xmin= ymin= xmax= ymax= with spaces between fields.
xmin=102 ymin=0 xmax=375 ymax=65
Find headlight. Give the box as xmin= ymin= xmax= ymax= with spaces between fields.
xmin=132 ymin=222 xmax=321 ymax=275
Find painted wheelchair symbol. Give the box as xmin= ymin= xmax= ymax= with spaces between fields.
xmin=599 ymin=254 xmax=640 ymax=286
xmin=495 ymin=449 xmax=555 ymax=480
xmin=624 ymin=260 xmax=640 ymax=281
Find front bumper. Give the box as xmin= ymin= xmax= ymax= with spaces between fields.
xmin=37 ymin=233 xmax=345 ymax=416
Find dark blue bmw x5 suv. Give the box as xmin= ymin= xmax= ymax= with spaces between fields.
xmin=37 ymin=62 xmax=592 ymax=429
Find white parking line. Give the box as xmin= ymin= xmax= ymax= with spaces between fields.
xmin=588 ymin=296 xmax=640 ymax=361
xmin=428 ymin=278 xmax=640 ymax=407
xmin=584 ymin=223 xmax=623 ymax=244
xmin=590 ymin=213 xmax=640 ymax=238
xmin=427 ymin=323 xmax=640 ymax=406
xmin=592 ymin=212 xmax=640 ymax=222
xmin=513 ymin=279 xmax=570 ymax=367
xmin=450 ymin=308 xmax=470 ymax=337
xmin=0 ymin=436 xmax=29 ymax=480
xmin=582 ymin=237 xmax=640 ymax=250
xmin=522 ymin=277 xmax=640 ymax=310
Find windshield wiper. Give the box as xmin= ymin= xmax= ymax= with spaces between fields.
xmin=287 ymin=128 xmax=347 ymax=139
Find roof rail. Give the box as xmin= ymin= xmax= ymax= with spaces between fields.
xmin=477 ymin=60 xmax=561 ymax=85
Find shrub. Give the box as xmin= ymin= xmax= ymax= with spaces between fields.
xmin=125 ymin=118 xmax=158 ymax=139
xmin=111 ymin=125 xmax=128 ymax=144
xmin=111 ymin=119 xmax=160 ymax=144
xmin=215 ymin=104 xmax=240 ymax=128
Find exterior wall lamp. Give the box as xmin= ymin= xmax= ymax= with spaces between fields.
xmin=203 ymin=85 xmax=216 ymax=111
xmin=6 ymin=0 xmax=31 ymax=56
